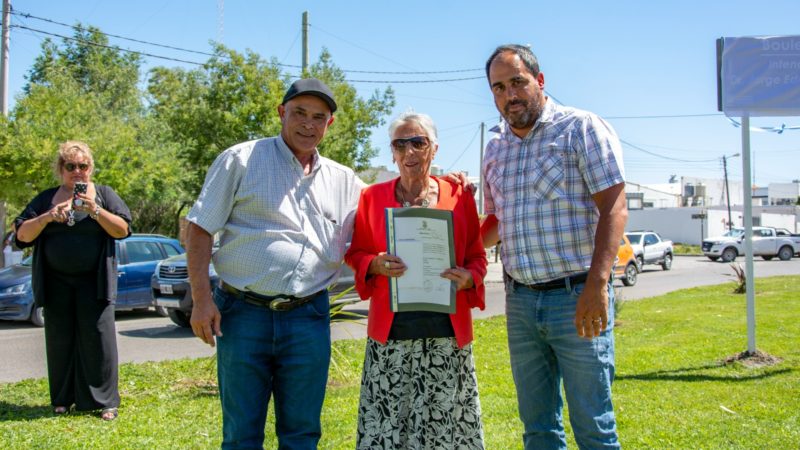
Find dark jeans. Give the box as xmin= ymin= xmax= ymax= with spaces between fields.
xmin=213 ymin=286 xmax=331 ymax=450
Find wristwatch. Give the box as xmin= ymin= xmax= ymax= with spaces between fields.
xmin=90 ymin=205 xmax=101 ymax=220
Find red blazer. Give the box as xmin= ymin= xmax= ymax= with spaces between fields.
xmin=345 ymin=177 xmax=487 ymax=348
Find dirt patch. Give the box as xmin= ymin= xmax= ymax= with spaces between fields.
xmin=722 ymin=349 xmax=783 ymax=368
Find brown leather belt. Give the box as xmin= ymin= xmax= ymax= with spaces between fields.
xmin=220 ymin=281 xmax=320 ymax=312
xmin=506 ymin=272 xmax=589 ymax=291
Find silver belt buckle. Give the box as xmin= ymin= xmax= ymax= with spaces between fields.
xmin=269 ymin=297 xmax=292 ymax=311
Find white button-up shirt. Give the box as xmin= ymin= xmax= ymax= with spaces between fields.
xmin=188 ymin=136 xmax=365 ymax=297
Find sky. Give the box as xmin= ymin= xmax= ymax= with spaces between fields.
xmin=4 ymin=0 xmax=800 ymax=187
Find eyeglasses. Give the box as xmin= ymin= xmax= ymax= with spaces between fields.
xmin=64 ymin=162 xmax=90 ymax=172
xmin=391 ymin=136 xmax=430 ymax=152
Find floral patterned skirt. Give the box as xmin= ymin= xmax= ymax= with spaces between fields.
xmin=356 ymin=337 xmax=484 ymax=450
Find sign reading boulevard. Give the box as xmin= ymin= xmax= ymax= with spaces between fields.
xmin=717 ymin=35 xmax=800 ymax=117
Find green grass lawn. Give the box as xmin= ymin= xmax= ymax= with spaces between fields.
xmin=1 ymin=276 xmax=798 ymax=449
xmin=673 ymin=243 xmax=702 ymax=255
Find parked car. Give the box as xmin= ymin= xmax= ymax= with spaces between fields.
xmin=613 ymin=235 xmax=638 ymax=287
xmin=774 ymin=228 xmax=800 ymax=256
xmin=702 ymin=226 xmax=800 ymax=262
xmin=0 ymin=256 xmax=41 ymax=325
xmin=152 ymin=254 xmax=356 ymax=328
xmin=0 ymin=234 xmax=183 ymax=327
xmin=625 ymin=231 xmax=673 ymax=271
xmin=151 ymin=253 xmax=218 ymax=328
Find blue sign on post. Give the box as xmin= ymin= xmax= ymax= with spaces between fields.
xmin=717 ymin=36 xmax=800 ymax=117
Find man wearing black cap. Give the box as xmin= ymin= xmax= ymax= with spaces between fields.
xmin=185 ymin=78 xmax=364 ymax=449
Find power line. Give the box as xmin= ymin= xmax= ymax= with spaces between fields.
xmin=10 ymin=24 xmax=205 ymax=65
xmin=606 ymin=113 xmax=723 ymax=120
xmin=12 ymin=19 xmax=491 ymax=85
xmin=13 ymin=8 xmax=794 ymax=153
xmin=625 ymin=181 xmax=682 ymax=198
xmin=12 ymin=9 xmax=486 ymax=76
xmin=345 ymin=75 xmax=484 ymax=84
xmin=339 ymin=67 xmax=483 ymax=75
xmin=726 ymin=117 xmax=800 ymax=134
xmin=445 ymin=125 xmax=481 ymax=172
xmin=309 ymin=23 xmax=460 ymax=74
xmin=10 ymin=10 xmax=220 ymax=59
xmin=620 ymin=138 xmax=719 ymax=163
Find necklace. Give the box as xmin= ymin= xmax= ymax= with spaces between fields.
xmin=399 ymin=180 xmax=431 ymax=208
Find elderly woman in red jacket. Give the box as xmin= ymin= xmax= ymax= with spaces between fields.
xmin=345 ymin=111 xmax=487 ymax=449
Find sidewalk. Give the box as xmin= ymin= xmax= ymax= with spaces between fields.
xmin=485 ymin=259 xmax=504 ymax=284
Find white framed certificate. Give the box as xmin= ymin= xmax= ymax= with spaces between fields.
xmin=385 ymin=207 xmax=456 ymax=314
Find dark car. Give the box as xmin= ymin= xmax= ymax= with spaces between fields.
xmin=0 ymin=256 xmax=40 ymax=325
xmin=152 ymin=254 xmax=356 ymax=328
xmin=151 ymin=253 xmax=218 ymax=328
xmin=0 ymin=234 xmax=183 ymax=327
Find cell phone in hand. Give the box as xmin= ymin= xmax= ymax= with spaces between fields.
xmin=73 ymin=182 xmax=88 ymax=208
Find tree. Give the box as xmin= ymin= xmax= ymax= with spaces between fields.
xmin=2 ymin=26 xmax=395 ymax=239
xmin=148 ymin=44 xmax=286 ymax=197
xmin=0 ymin=26 xmax=187 ymax=236
xmin=148 ymin=45 xmax=395 ymax=197
xmin=26 ymin=25 xmax=141 ymax=114
xmin=308 ymin=49 xmax=394 ymax=173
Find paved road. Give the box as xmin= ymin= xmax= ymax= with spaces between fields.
xmin=2 ymin=255 xmax=798 ymax=383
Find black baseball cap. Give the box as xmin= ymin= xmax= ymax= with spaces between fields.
xmin=282 ymin=78 xmax=337 ymax=113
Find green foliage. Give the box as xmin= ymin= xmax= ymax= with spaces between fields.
xmin=308 ymin=49 xmax=395 ymax=172
xmin=26 ymin=25 xmax=142 ymax=115
xmin=147 ymin=46 xmax=395 ymax=199
xmin=0 ymin=25 xmax=187 ymax=236
xmin=729 ymin=263 xmax=747 ymax=293
xmin=147 ymin=45 xmax=286 ymax=197
xmin=1 ymin=276 xmax=798 ymax=448
xmin=2 ymin=24 xmax=394 ymax=236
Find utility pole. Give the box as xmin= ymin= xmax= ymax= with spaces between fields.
xmin=301 ymin=11 xmax=309 ymax=75
xmin=1 ymin=0 xmax=10 ymax=116
xmin=723 ymin=155 xmax=732 ymax=231
xmin=478 ymin=122 xmax=485 ymax=215
xmin=217 ymin=0 xmax=224 ymax=44
xmin=0 ymin=0 xmax=9 ymax=268
xmin=723 ymin=153 xmax=740 ymax=231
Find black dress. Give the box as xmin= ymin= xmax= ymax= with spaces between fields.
xmin=14 ymin=185 xmax=131 ymax=411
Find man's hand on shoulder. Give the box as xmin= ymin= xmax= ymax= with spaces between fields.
xmin=440 ymin=172 xmax=477 ymax=195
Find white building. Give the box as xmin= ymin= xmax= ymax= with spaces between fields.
xmin=625 ymin=182 xmax=682 ymax=209
xmin=767 ymin=181 xmax=800 ymax=205
xmin=625 ymin=177 xmax=798 ymax=244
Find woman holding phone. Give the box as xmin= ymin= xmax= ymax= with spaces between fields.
xmin=14 ymin=141 xmax=131 ymax=421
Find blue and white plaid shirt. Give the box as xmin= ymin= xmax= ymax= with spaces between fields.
xmin=483 ymin=99 xmax=625 ymax=284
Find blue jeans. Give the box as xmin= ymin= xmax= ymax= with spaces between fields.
xmin=505 ymin=278 xmax=619 ymax=450
xmin=213 ymin=286 xmax=331 ymax=450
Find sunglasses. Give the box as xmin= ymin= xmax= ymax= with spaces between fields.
xmin=64 ymin=162 xmax=90 ymax=172
xmin=391 ymin=136 xmax=430 ymax=151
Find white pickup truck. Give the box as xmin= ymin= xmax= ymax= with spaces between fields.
xmin=702 ymin=226 xmax=800 ymax=262
xmin=625 ymin=231 xmax=674 ymax=271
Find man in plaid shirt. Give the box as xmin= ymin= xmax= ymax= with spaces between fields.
xmin=481 ymin=44 xmax=627 ymax=449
